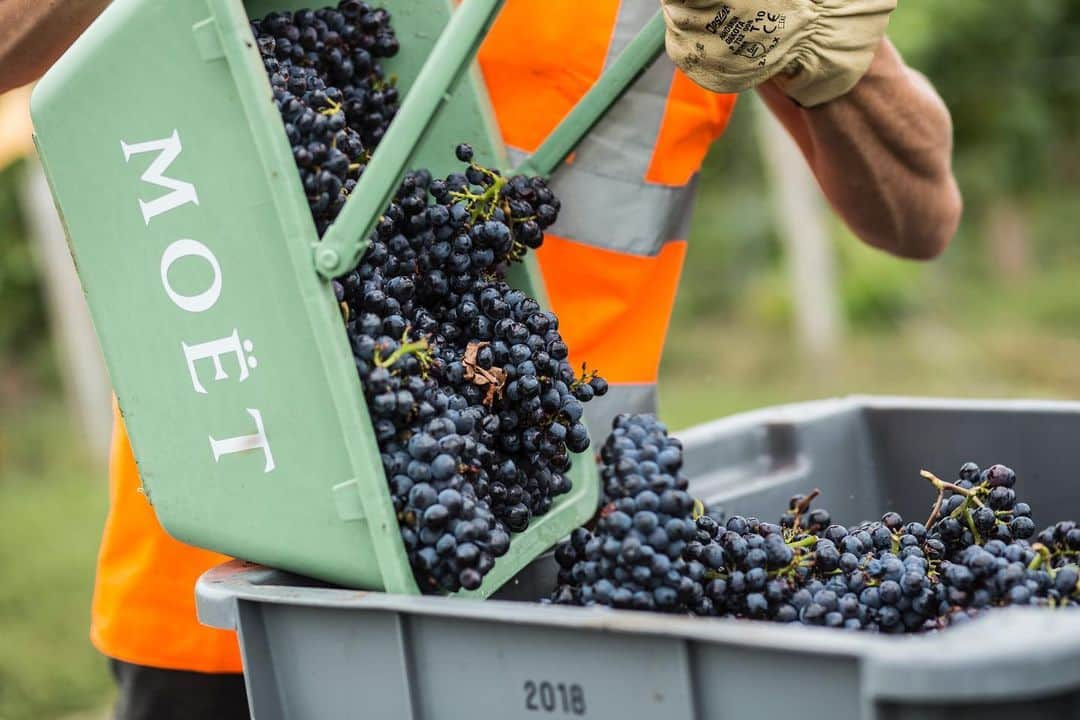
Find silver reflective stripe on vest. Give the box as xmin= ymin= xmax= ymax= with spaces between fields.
xmin=546 ymin=170 xmax=698 ymax=255
xmin=507 ymin=0 xmax=697 ymax=257
xmin=583 ymin=383 xmax=659 ymax=439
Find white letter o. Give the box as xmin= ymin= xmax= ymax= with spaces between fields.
xmin=160 ymin=239 xmax=222 ymax=313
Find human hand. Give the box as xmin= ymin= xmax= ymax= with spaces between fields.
xmin=661 ymin=0 xmax=896 ymax=107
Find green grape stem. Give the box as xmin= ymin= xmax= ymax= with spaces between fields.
xmin=318 ymin=97 xmax=342 ymax=116
xmin=1029 ymin=543 xmax=1052 ymax=571
xmin=922 ymin=469 xmax=987 ymax=528
xmin=963 ymin=507 xmax=983 ymax=546
xmin=450 ymin=171 xmax=509 ymax=224
xmin=375 ymin=336 xmax=432 ymax=372
xmin=787 ymin=536 xmax=819 ymax=551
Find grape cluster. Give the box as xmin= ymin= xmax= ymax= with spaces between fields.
xmin=550 ymin=415 xmax=1080 ymax=631
xmin=336 ymin=147 xmax=605 ymax=592
xmin=928 ymin=464 xmax=1080 ymax=623
xmin=252 ymin=1 xmax=401 ymax=235
xmin=257 ymin=5 xmax=607 ymax=591
xmin=550 ymin=415 xmax=706 ymax=612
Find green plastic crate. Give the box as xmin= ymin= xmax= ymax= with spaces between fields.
xmin=30 ymin=0 xmax=599 ymax=597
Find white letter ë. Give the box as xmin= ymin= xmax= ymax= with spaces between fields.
xmin=120 ymin=129 xmax=200 ymax=225
xmin=182 ymin=330 xmax=258 ymax=394
xmin=209 ymin=408 xmax=276 ymax=473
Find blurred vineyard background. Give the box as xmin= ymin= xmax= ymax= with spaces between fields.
xmin=2 ymin=2 xmax=1080 ymax=718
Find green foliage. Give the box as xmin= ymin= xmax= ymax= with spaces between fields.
xmin=678 ymin=100 xmax=928 ymax=335
xmin=1013 ymin=273 xmax=1080 ymax=331
xmin=741 ymin=269 xmax=791 ymax=330
xmin=691 ymin=222 xmax=927 ymax=335
xmin=888 ymin=0 xmax=1080 ymax=311
xmin=661 ymin=317 xmax=1080 ymax=431
xmin=0 ymin=161 xmax=49 ymax=364
xmin=945 ymin=263 xmax=1080 ymax=334
xmin=0 ymin=401 xmax=112 ymax=720
xmin=835 ymin=226 xmax=925 ymax=332
xmin=891 ymin=1 xmax=1080 ymax=204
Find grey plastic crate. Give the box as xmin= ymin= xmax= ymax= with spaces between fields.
xmin=197 ymin=396 xmax=1080 ymax=720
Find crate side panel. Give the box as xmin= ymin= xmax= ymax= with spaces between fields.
xmin=408 ymin=615 xmax=696 ymax=720
xmin=32 ymin=0 xmax=380 ymax=586
xmin=690 ymin=408 xmax=884 ymax=525
xmin=865 ymin=406 xmax=1080 ymax=521
xmin=250 ymin=604 xmax=414 ymax=719
xmin=691 ymin=643 xmax=861 ymax=720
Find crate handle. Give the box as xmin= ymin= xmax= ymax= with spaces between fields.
xmin=315 ymin=0 xmax=507 ymax=279
xmin=332 ymin=478 xmax=366 ymax=522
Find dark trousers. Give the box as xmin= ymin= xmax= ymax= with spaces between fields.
xmin=109 ymin=659 xmax=250 ymax=720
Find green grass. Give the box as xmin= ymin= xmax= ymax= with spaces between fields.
xmin=0 ymin=398 xmax=112 ymax=720
xmin=659 ymin=317 xmax=1080 ymax=431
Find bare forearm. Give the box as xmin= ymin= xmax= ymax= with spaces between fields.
xmin=758 ymin=39 xmax=961 ymax=260
xmin=0 ymin=0 xmax=109 ymax=93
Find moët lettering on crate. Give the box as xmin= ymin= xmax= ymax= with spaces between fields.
xmin=121 ymin=128 xmax=276 ymax=474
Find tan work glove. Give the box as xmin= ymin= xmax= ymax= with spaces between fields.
xmin=662 ymin=0 xmax=896 ymax=107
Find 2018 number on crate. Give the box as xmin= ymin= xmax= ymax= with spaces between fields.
xmin=524 ymin=680 xmax=587 ymax=715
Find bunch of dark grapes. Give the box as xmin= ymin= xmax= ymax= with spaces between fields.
xmin=336 ymin=144 xmax=605 ymax=591
xmin=550 ymin=415 xmax=1080 ymax=631
xmin=551 ymin=417 xmax=944 ymax=631
xmin=550 ymin=415 xmax=705 ymax=612
xmin=252 ymin=1 xmax=401 ymax=235
xmin=778 ymin=508 xmax=944 ymax=632
xmin=924 ymin=464 xmax=1080 ymax=623
xmin=257 ymin=3 xmax=607 ymax=592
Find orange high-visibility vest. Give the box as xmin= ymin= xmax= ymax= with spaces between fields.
xmin=91 ymin=0 xmax=736 ymax=673
xmin=479 ymin=0 xmax=736 ymax=432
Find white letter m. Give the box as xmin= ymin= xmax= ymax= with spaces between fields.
xmin=121 ymin=129 xmax=200 ymax=225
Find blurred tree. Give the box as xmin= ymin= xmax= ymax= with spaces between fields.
xmin=891 ymin=1 xmax=1080 ymax=272
xmin=754 ymin=97 xmax=841 ymax=357
xmin=0 ymin=84 xmax=51 ymax=390
xmin=0 ymin=162 xmax=47 ymax=366
xmin=894 ymin=1 xmax=1080 ymax=193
